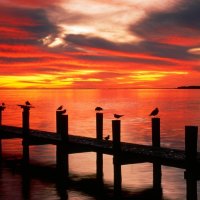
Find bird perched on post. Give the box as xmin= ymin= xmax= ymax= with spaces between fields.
xmin=0 ymin=102 xmax=6 ymax=110
xmin=104 ymin=135 xmax=110 ymax=140
xmin=17 ymin=101 xmax=34 ymax=109
xmin=95 ymin=107 xmax=103 ymax=112
xmin=149 ymin=107 xmax=159 ymax=117
xmin=57 ymin=105 xmax=63 ymax=110
xmin=114 ymin=114 xmax=124 ymax=119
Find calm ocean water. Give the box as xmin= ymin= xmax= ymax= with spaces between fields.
xmin=0 ymin=89 xmax=200 ymax=200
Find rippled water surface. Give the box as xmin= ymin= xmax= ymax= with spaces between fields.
xmin=0 ymin=89 xmax=200 ymax=199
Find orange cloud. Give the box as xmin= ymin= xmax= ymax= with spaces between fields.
xmin=0 ymin=0 xmax=199 ymax=89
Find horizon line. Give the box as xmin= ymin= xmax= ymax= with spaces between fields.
xmin=0 ymin=87 xmax=177 ymax=90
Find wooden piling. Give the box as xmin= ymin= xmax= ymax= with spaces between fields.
xmin=152 ymin=118 xmax=160 ymax=148
xmin=96 ymin=113 xmax=103 ymax=184
xmin=152 ymin=118 xmax=162 ymax=192
xmin=96 ymin=113 xmax=103 ymax=140
xmin=22 ymin=107 xmax=30 ymax=165
xmin=56 ymin=113 xmax=69 ymax=182
xmin=60 ymin=114 xmax=69 ymax=143
xmin=185 ymin=126 xmax=198 ymax=200
xmin=185 ymin=126 xmax=198 ymax=168
xmin=56 ymin=110 xmax=63 ymax=135
xmin=0 ymin=108 xmax=2 ymax=160
xmin=112 ymin=120 xmax=121 ymax=198
xmin=112 ymin=120 xmax=121 ymax=154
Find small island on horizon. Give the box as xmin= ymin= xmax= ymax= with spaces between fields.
xmin=177 ymin=86 xmax=200 ymax=89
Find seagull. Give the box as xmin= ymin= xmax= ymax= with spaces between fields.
xmin=2 ymin=102 xmax=5 ymax=108
xmin=114 ymin=114 xmax=124 ymax=119
xmin=57 ymin=105 xmax=63 ymax=110
xmin=0 ymin=102 xmax=6 ymax=110
xmin=104 ymin=135 xmax=110 ymax=141
xmin=149 ymin=107 xmax=159 ymax=116
xmin=95 ymin=107 xmax=103 ymax=112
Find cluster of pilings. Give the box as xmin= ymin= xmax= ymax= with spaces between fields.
xmin=0 ymin=104 xmax=199 ymax=199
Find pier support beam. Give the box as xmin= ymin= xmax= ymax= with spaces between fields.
xmin=0 ymin=108 xmax=2 ymax=160
xmin=22 ymin=107 xmax=30 ymax=166
xmin=0 ymin=108 xmax=3 ymax=161
xmin=152 ymin=118 xmax=162 ymax=196
xmin=185 ymin=126 xmax=198 ymax=200
xmin=96 ymin=113 xmax=103 ymax=184
xmin=56 ymin=111 xmax=69 ymax=183
xmin=0 ymin=104 xmax=5 ymax=161
xmin=112 ymin=119 xmax=121 ymax=198
xmin=152 ymin=118 xmax=160 ymax=148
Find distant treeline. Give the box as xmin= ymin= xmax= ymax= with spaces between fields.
xmin=177 ymin=86 xmax=200 ymax=89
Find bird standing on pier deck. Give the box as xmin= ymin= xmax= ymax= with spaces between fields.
xmin=104 ymin=135 xmax=110 ymax=140
xmin=149 ymin=107 xmax=159 ymax=117
xmin=114 ymin=114 xmax=124 ymax=119
xmin=95 ymin=107 xmax=103 ymax=112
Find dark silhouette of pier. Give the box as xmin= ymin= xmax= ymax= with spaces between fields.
xmin=0 ymin=102 xmax=199 ymax=199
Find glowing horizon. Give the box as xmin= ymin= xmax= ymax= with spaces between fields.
xmin=0 ymin=0 xmax=200 ymax=89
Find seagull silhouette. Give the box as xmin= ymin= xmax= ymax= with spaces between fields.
xmin=149 ymin=107 xmax=159 ymax=116
xmin=57 ymin=105 xmax=63 ymax=110
xmin=104 ymin=135 xmax=110 ymax=140
xmin=95 ymin=107 xmax=103 ymax=112
xmin=114 ymin=114 xmax=124 ymax=119
xmin=0 ymin=102 xmax=5 ymax=110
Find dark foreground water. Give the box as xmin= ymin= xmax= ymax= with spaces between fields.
xmin=0 ymin=89 xmax=200 ymax=199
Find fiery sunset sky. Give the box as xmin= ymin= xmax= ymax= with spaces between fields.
xmin=0 ymin=0 xmax=200 ymax=88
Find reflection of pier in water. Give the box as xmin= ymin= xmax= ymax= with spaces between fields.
xmin=1 ymin=160 xmax=166 ymax=200
xmin=0 ymin=104 xmax=199 ymax=199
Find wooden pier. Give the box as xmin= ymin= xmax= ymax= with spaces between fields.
xmin=0 ymin=103 xmax=199 ymax=199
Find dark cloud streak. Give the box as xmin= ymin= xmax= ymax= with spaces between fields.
xmin=66 ymin=34 xmax=195 ymax=60
xmin=131 ymin=0 xmax=200 ymax=42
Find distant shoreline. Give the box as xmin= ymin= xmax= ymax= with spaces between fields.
xmin=177 ymin=86 xmax=200 ymax=89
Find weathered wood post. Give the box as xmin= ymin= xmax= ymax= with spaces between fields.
xmin=96 ymin=112 xmax=103 ymax=184
xmin=22 ymin=106 xmax=30 ymax=165
xmin=152 ymin=118 xmax=160 ymax=148
xmin=152 ymin=118 xmax=162 ymax=196
xmin=0 ymin=108 xmax=2 ymax=160
xmin=56 ymin=109 xmax=69 ymax=183
xmin=0 ymin=105 xmax=5 ymax=160
xmin=185 ymin=126 xmax=198 ymax=200
xmin=112 ymin=119 xmax=121 ymax=198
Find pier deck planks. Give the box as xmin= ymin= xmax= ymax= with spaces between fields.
xmin=1 ymin=125 xmax=200 ymax=169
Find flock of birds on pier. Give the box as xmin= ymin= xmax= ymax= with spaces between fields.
xmin=95 ymin=106 xmax=159 ymax=118
xmin=0 ymin=101 xmax=159 ymax=141
xmin=95 ymin=106 xmax=125 ymax=119
xmin=94 ymin=106 xmax=159 ymax=141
